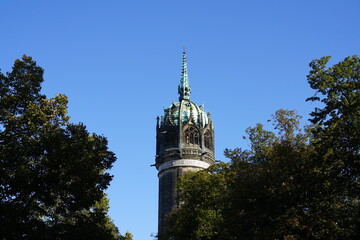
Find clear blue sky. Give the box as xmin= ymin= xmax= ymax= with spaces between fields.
xmin=1 ymin=1 xmax=359 ymax=239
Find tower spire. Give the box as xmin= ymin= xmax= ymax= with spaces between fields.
xmin=178 ymin=49 xmax=191 ymax=100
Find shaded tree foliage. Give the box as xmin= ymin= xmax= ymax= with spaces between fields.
xmin=0 ymin=56 xmax=128 ymax=239
xmin=305 ymin=55 xmax=360 ymax=238
xmin=164 ymin=110 xmax=313 ymax=240
xmin=163 ymin=56 xmax=360 ymax=240
xmin=163 ymin=163 xmax=232 ymax=240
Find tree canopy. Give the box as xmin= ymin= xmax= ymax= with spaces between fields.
xmin=162 ymin=56 xmax=360 ymax=240
xmin=0 ymin=55 xmax=130 ymax=239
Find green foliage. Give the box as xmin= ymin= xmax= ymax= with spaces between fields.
xmin=163 ymin=56 xmax=360 ymax=240
xmin=305 ymin=55 xmax=360 ymax=238
xmin=164 ymin=109 xmax=312 ymax=240
xmin=119 ymin=232 xmax=134 ymax=240
xmin=163 ymin=163 xmax=232 ymax=240
xmin=0 ymin=55 xmax=126 ymax=239
xmin=227 ymin=110 xmax=314 ymax=240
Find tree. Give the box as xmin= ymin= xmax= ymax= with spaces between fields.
xmin=164 ymin=109 xmax=313 ymax=240
xmin=305 ymin=55 xmax=360 ymax=238
xmin=226 ymin=110 xmax=314 ymax=240
xmin=162 ymin=163 xmax=232 ymax=240
xmin=120 ymin=231 xmax=134 ymax=240
xmin=307 ymin=55 xmax=360 ymax=182
xmin=0 ymin=55 xmax=124 ymax=239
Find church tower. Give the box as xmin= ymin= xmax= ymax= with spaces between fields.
xmin=155 ymin=50 xmax=215 ymax=235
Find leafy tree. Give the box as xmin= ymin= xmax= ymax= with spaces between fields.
xmin=164 ymin=109 xmax=312 ymax=240
xmin=163 ymin=163 xmax=232 ymax=240
xmin=0 ymin=55 xmax=126 ymax=239
xmin=226 ymin=110 xmax=313 ymax=240
xmin=305 ymin=55 xmax=360 ymax=238
xmin=120 ymin=231 xmax=134 ymax=240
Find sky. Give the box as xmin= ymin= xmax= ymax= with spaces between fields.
xmin=1 ymin=0 xmax=359 ymax=239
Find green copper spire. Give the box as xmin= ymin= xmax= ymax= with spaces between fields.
xmin=178 ymin=49 xmax=191 ymax=100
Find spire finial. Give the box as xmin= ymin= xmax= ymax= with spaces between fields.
xmin=178 ymin=49 xmax=191 ymax=100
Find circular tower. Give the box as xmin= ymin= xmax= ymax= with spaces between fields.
xmin=155 ymin=51 xmax=215 ymax=235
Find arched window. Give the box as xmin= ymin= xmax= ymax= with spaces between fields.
xmin=204 ymin=131 xmax=213 ymax=150
xmin=164 ymin=129 xmax=178 ymax=147
xmin=185 ymin=126 xmax=199 ymax=145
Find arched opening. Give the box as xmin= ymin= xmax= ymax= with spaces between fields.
xmin=185 ymin=126 xmax=199 ymax=145
xmin=164 ymin=128 xmax=178 ymax=147
xmin=204 ymin=131 xmax=213 ymax=150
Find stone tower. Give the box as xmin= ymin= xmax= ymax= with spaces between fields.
xmin=155 ymin=50 xmax=215 ymax=235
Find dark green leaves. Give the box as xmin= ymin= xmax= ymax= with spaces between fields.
xmin=0 ymin=56 xmax=122 ymax=239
